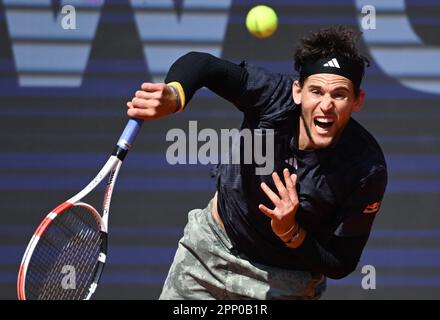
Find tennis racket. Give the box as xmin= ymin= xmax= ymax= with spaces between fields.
xmin=17 ymin=118 xmax=143 ymax=300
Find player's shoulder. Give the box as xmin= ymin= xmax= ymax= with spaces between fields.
xmin=239 ymin=60 xmax=294 ymax=92
xmin=238 ymin=60 xmax=296 ymax=125
xmin=338 ymin=118 xmax=386 ymax=166
xmin=336 ymin=118 xmax=387 ymax=189
xmin=347 ymin=118 xmax=386 ymax=166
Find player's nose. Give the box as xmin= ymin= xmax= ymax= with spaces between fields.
xmin=319 ymin=95 xmax=334 ymax=112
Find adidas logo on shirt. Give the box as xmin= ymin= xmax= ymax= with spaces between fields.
xmin=323 ymin=58 xmax=340 ymax=68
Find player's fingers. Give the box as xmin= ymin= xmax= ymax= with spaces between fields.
xmin=131 ymin=97 xmax=160 ymax=109
xmin=258 ymin=204 xmax=275 ymax=219
xmin=141 ymin=82 xmax=165 ymax=92
xmin=127 ymin=108 xmax=139 ymax=118
xmin=135 ymin=90 xmax=161 ymax=100
xmin=127 ymin=107 xmax=156 ymax=119
xmin=289 ymin=174 xmax=299 ymax=204
xmin=127 ymin=101 xmax=133 ymax=108
xmin=260 ymin=182 xmax=280 ymax=206
xmin=284 ymin=168 xmax=294 ymax=193
xmin=284 ymin=169 xmax=297 ymax=201
xmin=272 ymin=172 xmax=288 ymax=199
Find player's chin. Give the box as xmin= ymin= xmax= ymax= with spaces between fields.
xmin=313 ymin=138 xmax=333 ymax=148
xmin=311 ymin=132 xmax=336 ymax=149
xmin=310 ymin=123 xmax=340 ymax=148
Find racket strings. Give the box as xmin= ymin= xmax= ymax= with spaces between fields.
xmin=42 ymin=227 xmax=101 ymax=300
xmin=61 ymin=227 xmax=102 ymax=300
xmin=25 ymin=206 xmax=103 ymax=300
xmin=44 ymin=211 xmax=101 ymax=300
xmin=25 ymin=216 xmax=81 ymax=298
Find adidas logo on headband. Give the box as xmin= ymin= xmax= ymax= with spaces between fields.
xmin=323 ymin=58 xmax=340 ymax=68
xmin=300 ymin=56 xmax=363 ymax=88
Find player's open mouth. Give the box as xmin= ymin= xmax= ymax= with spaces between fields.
xmin=313 ymin=117 xmax=335 ymax=130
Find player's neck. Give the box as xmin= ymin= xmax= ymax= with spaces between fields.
xmin=298 ymin=116 xmax=313 ymax=150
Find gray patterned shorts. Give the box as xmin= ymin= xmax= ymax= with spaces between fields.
xmin=159 ymin=199 xmax=326 ymax=300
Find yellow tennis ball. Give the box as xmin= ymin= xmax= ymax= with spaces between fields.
xmin=246 ymin=5 xmax=278 ymax=38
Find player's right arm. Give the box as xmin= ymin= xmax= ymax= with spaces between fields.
xmin=126 ymin=51 xmax=283 ymax=120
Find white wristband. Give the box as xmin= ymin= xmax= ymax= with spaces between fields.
xmin=275 ymin=223 xmax=297 ymax=238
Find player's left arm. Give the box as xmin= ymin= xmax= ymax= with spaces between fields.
xmin=260 ymin=167 xmax=387 ymax=279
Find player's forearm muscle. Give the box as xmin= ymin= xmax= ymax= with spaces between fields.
xmin=294 ymin=232 xmax=369 ymax=279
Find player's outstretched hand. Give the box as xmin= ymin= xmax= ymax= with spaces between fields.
xmin=259 ymin=168 xmax=299 ymax=241
xmin=127 ymin=83 xmax=179 ymax=120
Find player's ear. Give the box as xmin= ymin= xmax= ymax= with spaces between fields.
xmin=292 ymin=80 xmax=302 ymax=105
xmin=352 ymin=89 xmax=365 ymax=113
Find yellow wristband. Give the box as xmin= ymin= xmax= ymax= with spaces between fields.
xmin=167 ymin=81 xmax=186 ymax=113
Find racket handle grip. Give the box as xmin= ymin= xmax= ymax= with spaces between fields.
xmin=117 ymin=118 xmax=144 ymax=150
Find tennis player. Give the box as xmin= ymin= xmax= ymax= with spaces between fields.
xmin=127 ymin=26 xmax=388 ymax=299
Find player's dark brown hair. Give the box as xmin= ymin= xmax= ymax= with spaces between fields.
xmin=294 ymin=26 xmax=369 ymax=95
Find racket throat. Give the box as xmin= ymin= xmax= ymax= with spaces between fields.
xmin=101 ymin=161 xmax=122 ymax=229
xmin=112 ymin=145 xmax=129 ymax=161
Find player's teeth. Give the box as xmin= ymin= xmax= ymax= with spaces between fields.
xmin=316 ymin=117 xmax=333 ymax=123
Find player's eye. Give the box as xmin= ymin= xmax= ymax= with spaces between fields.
xmin=333 ymin=92 xmax=347 ymax=100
